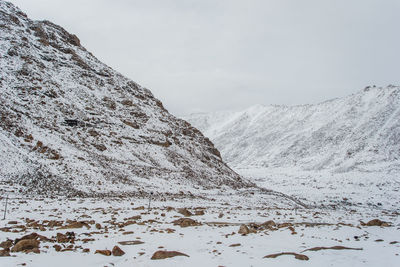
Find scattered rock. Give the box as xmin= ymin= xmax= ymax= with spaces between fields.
xmin=261 ymin=220 xmax=276 ymax=229
xmin=53 ymin=244 xmax=62 ymax=252
xmin=195 ymin=210 xmax=205 ymax=216
xmin=177 ymin=208 xmax=193 ymax=217
xmin=112 ymin=246 xmax=125 ymax=256
xmin=172 ymin=218 xmax=201 ymax=227
xmin=56 ymin=232 xmax=75 ymax=243
xmin=11 ymin=240 xmax=40 ymax=253
xmin=229 ymin=243 xmax=241 ymax=247
xmin=151 ymin=250 xmax=189 ymax=260
xmin=362 ymin=219 xmax=390 ymax=227
xmin=60 ymin=221 xmax=90 ymax=229
xmin=238 ymin=224 xmax=250 ymax=235
xmin=118 ymin=240 xmax=144 ymax=246
xmin=95 ymin=249 xmax=111 ymax=256
xmin=0 ymin=240 xmax=13 ymax=249
xmin=303 ymin=246 xmax=363 ymax=252
xmin=263 ymin=252 xmax=309 ymax=261
xmin=0 ymin=248 xmax=10 ymax=257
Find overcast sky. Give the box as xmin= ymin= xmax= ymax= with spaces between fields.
xmin=12 ymin=0 xmax=400 ymax=115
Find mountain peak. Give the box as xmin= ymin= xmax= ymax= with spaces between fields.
xmin=0 ymin=1 xmax=251 ymax=196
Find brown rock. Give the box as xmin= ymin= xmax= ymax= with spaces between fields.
xmin=264 ymin=252 xmax=309 ymax=261
xmin=177 ymin=208 xmax=193 ymax=217
xmin=95 ymin=249 xmax=111 ymax=256
xmin=194 ymin=210 xmax=205 ymax=216
xmin=14 ymin=233 xmax=50 ymax=244
xmin=0 ymin=248 xmax=10 ymax=257
xmin=261 ymin=220 xmax=276 ymax=229
xmin=95 ymin=223 xmax=101 ymax=230
xmin=112 ymin=246 xmax=125 ymax=256
xmin=151 ymin=250 xmax=189 ymax=260
xmin=303 ymin=246 xmax=363 ymax=252
xmin=82 ymin=248 xmax=90 ymax=253
xmin=0 ymin=240 xmax=13 ymax=249
xmin=238 ymin=225 xmax=250 ymax=235
xmin=53 ymin=244 xmax=62 ymax=252
xmin=118 ymin=240 xmax=145 ymax=246
xmin=11 ymin=240 xmax=40 ymax=252
xmin=364 ymin=219 xmax=390 ymax=227
xmin=60 ymin=221 xmax=89 ymax=229
xmin=56 ymin=232 xmax=75 ymax=243
xmin=172 ymin=218 xmax=201 ymax=227
xmin=229 ymin=243 xmax=241 ymax=247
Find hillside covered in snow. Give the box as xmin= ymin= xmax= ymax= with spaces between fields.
xmin=0 ymin=1 xmax=250 ymax=196
xmin=184 ymin=85 xmax=400 ymax=173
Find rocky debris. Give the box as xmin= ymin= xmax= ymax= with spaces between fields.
xmin=303 ymin=246 xmax=363 ymax=252
xmin=229 ymin=243 xmax=241 ymax=247
xmin=118 ymin=240 xmax=145 ymax=246
xmin=177 ymin=208 xmax=193 ymax=217
xmin=261 ymin=220 xmax=276 ymax=229
xmin=112 ymin=246 xmax=125 ymax=256
xmin=53 ymin=244 xmax=62 ymax=252
xmin=194 ymin=210 xmax=205 ymax=216
xmin=14 ymin=233 xmax=51 ymax=244
xmin=59 ymin=221 xmax=90 ymax=229
xmin=263 ymin=252 xmax=309 ymax=261
xmin=151 ymin=250 xmax=189 ymax=260
xmin=0 ymin=239 xmax=13 ymax=249
xmin=95 ymin=249 xmax=111 ymax=256
xmin=172 ymin=218 xmax=201 ymax=227
xmin=238 ymin=224 xmax=250 ymax=235
xmin=11 ymin=239 xmax=40 ymax=253
xmin=0 ymin=248 xmax=11 ymax=257
xmin=56 ymin=232 xmax=75 ymax=243
xmin=361 ymin=219 xmax=390 ymax=227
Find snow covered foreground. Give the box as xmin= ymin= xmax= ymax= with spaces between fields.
xmin=0 ymin=194 xmax=399 ymax=267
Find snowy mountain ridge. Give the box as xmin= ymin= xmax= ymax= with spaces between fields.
xmin=0 ymin=1 xmax=250 ymax=196
xmin=184 ymin=85 xmax=400 ymax=173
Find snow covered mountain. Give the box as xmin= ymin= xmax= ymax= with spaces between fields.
xmin=0 ymin=1 xmax=250 ymax=196
xmin=184 ymin=85 xmax=400 ymax=173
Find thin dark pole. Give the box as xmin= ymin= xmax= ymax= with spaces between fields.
xmin=3 ymin=195 xmax=8 ymax=220
xmin=148 ymin=192 xmax=153 ymax=211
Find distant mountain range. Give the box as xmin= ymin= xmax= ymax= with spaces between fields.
xmin=184 ymin=85 xmax=400 ymax=173
xmin=0 ymin=1 xmax=250 ymax=196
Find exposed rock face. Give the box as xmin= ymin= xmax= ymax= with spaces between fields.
xmin=0 ymin=1 xmax=251 ymax=196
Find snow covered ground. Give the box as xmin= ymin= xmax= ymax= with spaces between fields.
xmin=0 ymin=194 xmax=399 ymax=267
xmin=236 ymin=167 xmax=400 ymax=212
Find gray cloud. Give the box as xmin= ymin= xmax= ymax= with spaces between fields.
xmin=13 ymin=0 xmax=400 ymax=115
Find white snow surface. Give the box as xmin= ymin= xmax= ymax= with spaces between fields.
xmin=184 ymin=86 xmax=400 ymax=211
xmin=184 ymin=86 xmax=400 ymax=172
xmin=0 ymin=0 xmax=250 ymax=196
xmin=0 ymin=196 xmax=399 ymax=267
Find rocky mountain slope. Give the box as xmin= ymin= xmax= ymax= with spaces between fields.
xmin=0 ymin=0 xmax=250 ymax=196
xmin=184 ymin=85 xmax=400 ymax=173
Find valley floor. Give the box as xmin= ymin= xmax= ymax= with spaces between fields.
xmin=0 ymin=184 xmax=399 ymax=267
